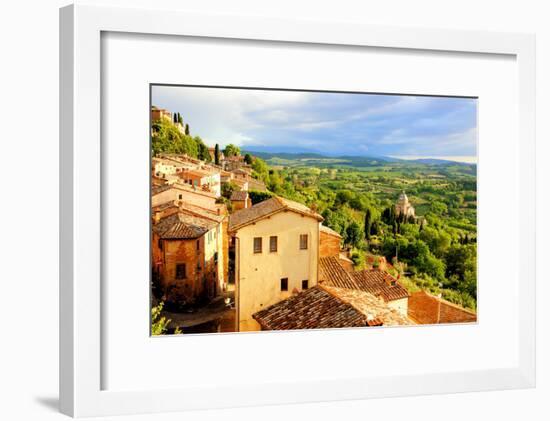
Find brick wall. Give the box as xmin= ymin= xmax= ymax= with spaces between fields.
xmin=320 ymin=231 xmax=341 ymax=258
xmin=408 ymin=291 xmax=477 ymax=324
xmin=439 ymin=301 xmax=477 ymax=323
xmin=408 ymin=291 xmax=441 ymax=324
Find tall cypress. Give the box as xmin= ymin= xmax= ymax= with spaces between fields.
xmin=214 ymin=144 xmax=220 ymax=165
xmin=364 ymin=208 xmax=372 ymax=241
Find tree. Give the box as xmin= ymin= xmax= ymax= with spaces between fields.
xmin=177 ymin=112 xmax=183 ymax=125
xmin=224 ymin=143 xmax=241 ymax=157
xmin=248 ymin=190 xmax=274 ymax=205
xmin=151 ymin=302 xmax=181 ymax=335
xmin=364 ymin=208 xmax=372 ymax=241
xmin=214 ymin=144 xmax=220 ymax=165
xmin=221 ymin=181 xmax=238 ymax=199
xmin=244 ymin=153 xmax=253 ymax=165
xmin=185 ymin=123 xmax=190 ymax=135
xmin=345 ymin=221 xmax=363 ymax=248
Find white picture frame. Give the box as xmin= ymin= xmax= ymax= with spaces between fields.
xmin=59 ymin=3 xmax=536 ymax=417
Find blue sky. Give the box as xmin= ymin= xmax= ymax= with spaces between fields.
xmin=152 ymin=85 xmax=477 ymax=162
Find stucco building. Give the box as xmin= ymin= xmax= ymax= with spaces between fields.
xmin=229 ymin=196 xmax=323 ymax=331
xmin=179 ymin=168 xmax=221 ymax=197
xmin=230 ymin=190 xmax=251 ymax=211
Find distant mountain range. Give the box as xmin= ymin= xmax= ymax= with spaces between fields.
xmin=243 ymin=148 xmax=474 ymax=166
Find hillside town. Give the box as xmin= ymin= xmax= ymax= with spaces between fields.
xmin=150 ymin=106 xmax=477 ymax=334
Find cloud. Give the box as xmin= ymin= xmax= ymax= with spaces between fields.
xmin=152 ymin=86 xmax=477 ymax=157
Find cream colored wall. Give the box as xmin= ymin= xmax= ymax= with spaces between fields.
xmin=388 ymin=298 xmax=408 ymax=317
xmin=154 ymin=162 xmax=178 ymax=176
xmin=203 ymin=223 xmax=225 ymax=291
xmin=235 ymin=211 xmax=320 ymax=331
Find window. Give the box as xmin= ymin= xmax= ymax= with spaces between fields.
xmin=158 ymin=238 xmax=163 ymax=250
xmin=175 ymin=263 xmax=186 ymax=279
xmin=300 ymin=234 xmax=308 ymax=250
xmin=196 ymin=239 xmax=200 ymax=251
xmin=302 ymin=280 xmax=309 ymax=290
xmin=178 ymin=194 xmax=183 ymax=200
xmin=253 ymin=237 xmax=262 ymax=253
xmin=269 ymin=236 xmax=278 ymax=252
xmin=280 ymin=278 xmax=288 ymax=291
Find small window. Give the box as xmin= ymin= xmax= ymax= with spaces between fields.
xmin=302 ymin=280 xmax=309 ymax=290
xmin=300 ymin=234 xmax=308 ymax=250
xmin=158 ymin=238 xmax=163 ymax=250
xmin=280 ymin=278 xmax=288 ymax=291
xmin=178 ymin=194 xmax=183 ymax=200
xmin=196 ymin=262 xmax=201 ymax=271
xmin=175 ymin=263 xmax=186 ymax=279
xmin=269 ymin=236 xmax=278 ymax=252
xmin=196 ymin=240 xmax=200 ymax=251
xmin=253 ymin=237 xmax=262 ymax=253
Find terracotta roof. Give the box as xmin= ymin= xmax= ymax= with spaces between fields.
xmin=151 ymin=184 xmax=172 ymax=196
xmin=252 ymin=286 xmax=369 ymax=330
xmin=319 ymin=256 xmax=358 ymax=289
xmin=323 ymin=286 xmax=413 ymax=326
xmin=152 ymin=182 xmax=218 ymax=199
xmin=230 ymin=190 xmax=249 ymax=201
xmin=350 ymin=270 xmax=410 ymax=301
xmin=178 ymin=202 xmax=225 ymax=223
xmin=229 ymin=196 xmax=323 ymax=232
xmin=152 ymin=201 xmax=178 ymax=212
xmin=153 ymin=212 xmax=216 ymax=239
xmin=320 ymin=224 xmax=342 ymax=238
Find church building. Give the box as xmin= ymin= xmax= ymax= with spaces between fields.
xmin=395 ymin=191 xmax=415 ymax=218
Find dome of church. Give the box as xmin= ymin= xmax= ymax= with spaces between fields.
xmin=398 ymin=192 xmax=408 ymax=203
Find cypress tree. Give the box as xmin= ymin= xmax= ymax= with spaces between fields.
xmin=185 ymin=124 xmax=190 ymax=135
xmin=364 ymin=208 xmax=372 ymax=241
xmin=214 ymin=144 xmax=220 ymax=165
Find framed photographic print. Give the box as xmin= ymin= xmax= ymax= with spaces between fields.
xmin=60 ymin=3 xmax=536 ymax=417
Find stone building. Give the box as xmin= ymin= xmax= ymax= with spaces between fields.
xmin=229 ymin=196 xmax=323 ymax=331
xmin=152 ymin=210 xmax=225 ymax=305
xmin=395 ymin=191 xmax=415 ymax=218
xmin=151 ymin=106 xmax=171 ymax=122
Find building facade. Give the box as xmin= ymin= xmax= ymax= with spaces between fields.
xmin=152 ymin=212 xmax=225 ymax=305
xmin=229 ymin=197 xmax=323 ymax=331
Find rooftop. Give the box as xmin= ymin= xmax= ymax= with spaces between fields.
xmin=153 ymin=212 xmax=217 ymax=240
xmin=323 ymin=286 xmax=413 ymax=326
xmin=320 ymin=224 xmax=342 ymax=238
xmin=319 ymin=256 xmax=357 ymax=289
xmin=151 ymin=182 xmax=218 ymax=199
xmin=350 ymin=270 xmax=410 ymax=302
xmin=252 ymin=286 xmax=369 ymax=330
xmin=230 ymin=190 xmax=249 ymax=201
xmin=229 ymin=196 xmax=323 ymax=232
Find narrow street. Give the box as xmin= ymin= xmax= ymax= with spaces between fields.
xmin=163 ymin=287 xmax=235 ymax=334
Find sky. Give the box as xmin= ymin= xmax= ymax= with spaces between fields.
xmin=152 ymin=85 xmax=477 ymax=163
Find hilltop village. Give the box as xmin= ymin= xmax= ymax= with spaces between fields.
xmin=150 ymin=106 xmax=476 ymax=333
